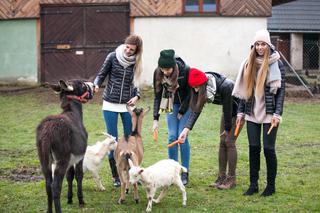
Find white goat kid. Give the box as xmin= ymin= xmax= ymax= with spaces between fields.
xmin=83 ymin=133 xmax=117 ymax=191
xmin=128 ymin=159 xmax=187 ymax=212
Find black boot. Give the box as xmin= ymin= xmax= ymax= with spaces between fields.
xmin=261 ymin=148 xmax=277 ymax=197
xmin=261 ymin=185 xmax=275 ymax=197
xmin=181 ymin=172 xmax=189 ymax=186
xmin=109 ymin=158 xmax=121 ymax=187
xmin=243 ymin=145 xmax=260 ymax=196
xmin=243 ymin=183 xmax=259 ymax=195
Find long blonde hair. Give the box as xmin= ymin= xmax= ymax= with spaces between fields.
xmin=243 ymin=46 xmax=270 ymax=98
xmin=125 ymin=35 xmax=143 ymax=86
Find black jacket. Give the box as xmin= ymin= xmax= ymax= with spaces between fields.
xmin=153 ymin=57 xmax=190 ymax=120
xmin=185 ymin=72 xmax=239 ymax=131
xmin=93 ymin=52 xmax=140 ymax=104
xmin=238 ymin=60 xmax=285 ymax=116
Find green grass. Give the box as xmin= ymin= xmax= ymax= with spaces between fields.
xmin=0 ymin=88 xmax=319 ymax=212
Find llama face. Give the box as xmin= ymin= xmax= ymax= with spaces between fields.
xmin=68 ymin=80 xmax=94 ymax=100
xmin=55 ymin=80 xmax=94 ymax=102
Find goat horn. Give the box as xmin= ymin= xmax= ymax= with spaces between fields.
xmin=128 ymin=158 xmax=134 ymax=168
xmin=143 ymin=106 xmax=151 ymax=115
xmin=102 ymin=132 xmax=116 ymax=140
xmin=126 ymin=105 xmax=135 ymax=115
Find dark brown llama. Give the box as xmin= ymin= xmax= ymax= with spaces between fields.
xmin=36 ymin=80 xmax=94 ymax=213
xmin=114 ymin=106 xmax=150 ymax=204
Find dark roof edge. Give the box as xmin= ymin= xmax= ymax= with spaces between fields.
xmin=272 ymin=0 xmax=297 ymax=6
xmin=269 ymin=29 xmax=320 ymax=33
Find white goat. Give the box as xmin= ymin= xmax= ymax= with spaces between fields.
xmin=83 ymin=133 xmax=117 ymax=191
xmin=128 ymin=159 xmax=187 ymax=212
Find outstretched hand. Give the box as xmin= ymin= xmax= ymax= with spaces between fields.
xmin=178 ymin=128 xmax=190 ymax=144
xmin=94 ymin=85 xmax=99 ymax=93
xmin=220 ymin=130 xmax=230 ymax=137
xmin=153 ymin=120 xmax=159 ymax=132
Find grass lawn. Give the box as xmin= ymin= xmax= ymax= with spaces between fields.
xmin=0 ymin=87 xmax=319 ymax=212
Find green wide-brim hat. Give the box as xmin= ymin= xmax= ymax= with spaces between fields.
xmin=158 ymin=49 xmax=176 ymax=68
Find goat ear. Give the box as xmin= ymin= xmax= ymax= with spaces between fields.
xmin=139 ymin=169 xmax=144 ymax=174
xmin=59 ymin=80 xmax=74 ymax=91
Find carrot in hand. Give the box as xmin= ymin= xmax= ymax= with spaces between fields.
xmin=267 ymin=124 xmax=275 ymax=135
xmin=167 ymin=139 xmax=181 ymax=148
xmin=234 ymin=122 xmax=241 ymax=137
xmin=153 ymin=130 xmax=157 ymax=142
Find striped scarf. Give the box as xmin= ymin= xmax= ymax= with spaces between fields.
xmin=159 ymin=72 xmax=179 ymax=114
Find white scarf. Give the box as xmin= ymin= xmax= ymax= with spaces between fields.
xmin=115 ymin=44 xmax=136 ymax=68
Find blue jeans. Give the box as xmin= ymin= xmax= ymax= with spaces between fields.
xmin=103 ymin=110 xmax=132 ymax=159
xmin=166 ymin=104 xmax=191 ymax=169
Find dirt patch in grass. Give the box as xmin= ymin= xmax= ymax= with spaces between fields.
xmin=0 ymin=149 xmax=43 ymax=182
xmin=0 ymin=165 xmax=43 ymax=182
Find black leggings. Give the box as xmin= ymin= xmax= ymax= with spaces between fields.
xmin=246 ymin=121 xmax=278 ymax=150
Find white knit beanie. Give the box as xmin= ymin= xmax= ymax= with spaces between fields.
xmin=253 ymin=29 xmax=272 ymax=46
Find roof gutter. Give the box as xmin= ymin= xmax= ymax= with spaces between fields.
xmin=269 ymin=29 xmax=320 ymax=33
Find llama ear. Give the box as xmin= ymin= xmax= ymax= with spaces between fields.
xmin=59 ymin=80 xmax=74 ymax=91
xmin=48 ymin=83 xmax=61 ymax=93
xmin=128 ymin=159 xmax=134 ymax=168
xmin=139 ymin=169 xmax=144 ymax=174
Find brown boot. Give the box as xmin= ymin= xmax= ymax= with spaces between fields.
xmin=218 ymin=176 xmax=236 ymax=190
xmin=209 ymin=175 xmax=226 ymax=188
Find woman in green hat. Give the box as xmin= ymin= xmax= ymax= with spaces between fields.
xmin=153 ymin=49 xmax=191 ymax=185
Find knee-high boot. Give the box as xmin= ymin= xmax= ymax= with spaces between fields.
xmin=217 ymin=141 xmax=237 ymax=190
xmin=261 ymin=148 xmax=277 ymax=196
xmin=109 ymin=158 xmax=121 ymax=187
xmin=243 ymin=145 xmax=260 ymax=195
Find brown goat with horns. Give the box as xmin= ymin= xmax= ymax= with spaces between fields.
xmin=114 ymin=106 xmax=150 ymax=204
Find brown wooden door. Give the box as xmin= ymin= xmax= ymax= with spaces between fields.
xmin=40 ymin=4 xmax=129 ymax=83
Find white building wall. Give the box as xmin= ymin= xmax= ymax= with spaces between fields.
xmin=290 ymin=33 xmax=303 ymax=70
xmin=133 ymin=17 xmax=267 ymax=86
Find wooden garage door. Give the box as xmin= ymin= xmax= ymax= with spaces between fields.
xmin=40 ymin=4 xmax=129 ymax=83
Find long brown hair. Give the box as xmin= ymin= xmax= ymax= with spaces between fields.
xmin=243 ymin=46 xmax=270 ymax=98
xmin=125 ymin=35 xmax=143 ymax=86
xmin=189 ymin=83 xmax=207 ymax=113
